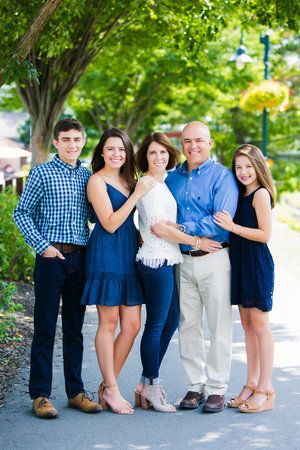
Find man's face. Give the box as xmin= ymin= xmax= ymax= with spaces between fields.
xmin=53 ymin=129 xmax=85 ymax=166
xmin=181 ymin=124 xmax=213 ymax=171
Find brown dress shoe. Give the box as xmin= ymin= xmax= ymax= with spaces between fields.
xmin=202 ymin=394 xmax=225 ymax=413
xmin=179 ymin=391 xmax=206 ymax=409
xmin=32 ymin=397 xmax=58 ymax=419
xmin=68 ymin=392 xmax=101 ymax=413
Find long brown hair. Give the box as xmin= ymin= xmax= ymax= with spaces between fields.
xmin=232 ymin=144 xmax=276 ymax=208
xmin=136 ymin=132 xmax=180 ymax=173
xmin=91 ymin=127 xmax=137 ymax=191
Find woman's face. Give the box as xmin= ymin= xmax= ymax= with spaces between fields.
xmin=235 ymin=155 xmax=258 ymax=187
xmin=146 ymin=141 xmax=169 ymax=175
xmin=102 ymin=137 xmax=126 ymax=169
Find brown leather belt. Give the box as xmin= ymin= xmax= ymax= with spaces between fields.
xmin=52 ymin=243 xmax=86 ymax=253
xmin=181 ymin=242 xmax=229 ymax=257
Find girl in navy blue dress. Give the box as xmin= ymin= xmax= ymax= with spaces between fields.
xmin=81 ymin=128 xmax=154 ymax=414
xmin=214 ymin=144 xmax=276 ymax=414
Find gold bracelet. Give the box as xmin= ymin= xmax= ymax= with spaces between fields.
xmin=192 ymin=236 xmax=201 ymax=250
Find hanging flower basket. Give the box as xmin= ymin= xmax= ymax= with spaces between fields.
xmin=240 ymin=80 xmax=290 ymax=112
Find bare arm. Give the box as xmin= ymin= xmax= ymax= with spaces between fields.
xmin=87 ymin=174 xmax=155 ymax=233
xmin=151 ymin=221 xmax=222 ymax=252
xmin=213 ymin=188 xmax=272 ymax=243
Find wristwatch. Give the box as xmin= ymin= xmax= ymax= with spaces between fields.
xmin=178 ymin=224 xmax=186 ymax=233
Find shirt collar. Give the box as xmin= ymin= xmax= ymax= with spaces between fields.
xmin=180 ymin=157 xmax=213 ymax=176
xmin=52 ymin=154 xmax=81 ymax=171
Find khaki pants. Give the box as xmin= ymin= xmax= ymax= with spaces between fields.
xmin=178 ymin=248 xmax=232 ymax=396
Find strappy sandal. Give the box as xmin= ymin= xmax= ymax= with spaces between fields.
xmin=239 ymin=390 xmax=275 ymax=413
xmin=98 ymin=382 xmax=134 ymax=415
xmin=228 ymin=384 xmax=256 ymax=408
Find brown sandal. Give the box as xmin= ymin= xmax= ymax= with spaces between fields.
xmin=228 ymin=384 xmax=256 ymax=408
xmin=239 ymin=390 xmax=275 ymax=413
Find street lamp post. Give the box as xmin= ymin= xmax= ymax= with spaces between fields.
xmin=260 ymin=34 xmax=270 ymax=156
xmin=230 ymin=32 xmax=270 ymax=157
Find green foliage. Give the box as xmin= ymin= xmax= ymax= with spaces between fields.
xmin=0 ymin=190 xmax=35 ymax=281
xmin=0 ymin=280 xmax=22 ymax=343
xmin=271 ymin=160 xmax=300 ymax=198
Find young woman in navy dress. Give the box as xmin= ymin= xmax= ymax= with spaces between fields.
xmin=81 ymin=128 xmax=154 ymax=414
xmin=214 ymin=144 xmax=276 ymax=413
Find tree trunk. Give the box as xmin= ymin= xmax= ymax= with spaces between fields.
xmin=0 ymin=0 xmax=63 ymax=88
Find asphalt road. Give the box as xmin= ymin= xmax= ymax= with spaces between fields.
xmin=0 ymin=218 xmax=299 ymax=450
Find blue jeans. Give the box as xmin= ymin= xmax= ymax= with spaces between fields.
xmin=29 ymin=251 xmax=86 ymax=399
xmin=137 ymin=261 xmax=179 ymax=380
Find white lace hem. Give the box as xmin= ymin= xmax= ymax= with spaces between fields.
xmin=136 ymin=255 xmax=183 ymax=269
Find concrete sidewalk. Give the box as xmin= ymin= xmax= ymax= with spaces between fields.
xmin=0 ymin=218 xmax=299 ymax=450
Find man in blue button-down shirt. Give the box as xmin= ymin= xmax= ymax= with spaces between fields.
xmin=166 ymin=121 xmax=239 ymax=413
xmin=13 ymin=119 xmax=101 ymax=418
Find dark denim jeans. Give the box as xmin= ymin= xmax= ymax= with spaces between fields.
xmin=29 ymin=251 xmax=86 ymax=399
xmin=138 ymin=261 xmax=179 ymax=380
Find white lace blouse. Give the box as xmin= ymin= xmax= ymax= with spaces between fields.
xmin=136 ymin=181 xmax=183 ymax=268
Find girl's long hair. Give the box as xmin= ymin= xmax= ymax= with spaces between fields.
xmin=91 ymin=127 xmax=137 ymax=191
xmin=232 ymin=144 xmax=276 ymax=208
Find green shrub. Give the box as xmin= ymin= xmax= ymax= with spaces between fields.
xmin=0 ymin=189 xmax=35 ymax=281
xmin=0 ymin=280 xmax=22 ymax=343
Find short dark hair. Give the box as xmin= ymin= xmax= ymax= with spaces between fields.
xmin=136 ymin=132 xmax=180 ymax=173
xmin=53 ymin=118 xmax=85 ymax=140
xmin=91 ymin=127 xmax=137 ymax=191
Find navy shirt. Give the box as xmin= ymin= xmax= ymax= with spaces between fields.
xmin=166 ymin=158 xmax=239 ymax=251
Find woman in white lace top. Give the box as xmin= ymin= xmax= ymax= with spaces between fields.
xmin=134 ymin=132 xmax=200 ymax=412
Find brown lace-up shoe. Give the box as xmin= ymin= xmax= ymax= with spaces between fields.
xmin=68 ymin=391 xmax=101 ymax=413
xmin=179 ymin=391 xmax=206 ymax=409
xmin=32 ymin=397 xmax=58 ymax=419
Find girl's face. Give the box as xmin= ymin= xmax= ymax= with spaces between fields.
xmin=102 ymin=137 xmax=126 ymax=169
xmin=235 ymin=155 xmax=258 ymax=188
xmin=146 ymin=141 xmax=169 ymax=175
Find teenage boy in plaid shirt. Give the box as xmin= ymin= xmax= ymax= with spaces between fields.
xmin=13 ymin=118 xmax=101 ymax=418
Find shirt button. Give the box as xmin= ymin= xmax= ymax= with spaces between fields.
xmin=186 ymin=192 xmax=188 ymax=195
xmin=190 ymin=177 xmax=193 ymax=180
xmin=187 ymin=207 xmax=190 ymax=210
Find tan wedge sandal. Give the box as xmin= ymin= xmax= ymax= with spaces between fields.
xmin=239 ymin=390 xmax=275 ymax=413
xmin=228 ymin=384 xmax=256 ymax=408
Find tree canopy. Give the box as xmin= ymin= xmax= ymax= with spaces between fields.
xmin=0 ymin=0 xmax=299 ymax=167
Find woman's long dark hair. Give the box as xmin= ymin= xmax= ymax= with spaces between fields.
xmin=91 ymin=127 xmax=137 ymax=191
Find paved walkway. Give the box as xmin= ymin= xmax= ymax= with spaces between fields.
xmin=0 ymin=217 xmax=299 ymax=450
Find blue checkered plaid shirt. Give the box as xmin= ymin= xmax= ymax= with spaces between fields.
xmin=13 ymin=154 xmax=91 ymax=255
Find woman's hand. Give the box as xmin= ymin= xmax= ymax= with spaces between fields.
xmin=213 ymin=210 xmax=234 ymax=231
xmin=134 ymin=176 xmax=156 ymax=199
xmin=199 ymin=237 xmax=222 ymax=253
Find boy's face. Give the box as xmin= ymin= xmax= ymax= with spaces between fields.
xmin=53 ymin=129 xmax=85 ymax=166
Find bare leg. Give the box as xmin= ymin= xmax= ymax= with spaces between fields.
xmin=95 ymin=306 xmax=133 ymax=414
xmin=240 ymin=306 xmax=260 ymax=396
xmin=245 ymin=308 xmax=274 ymax=407
xmin=114 ymin=305 xmax=141 ymax=377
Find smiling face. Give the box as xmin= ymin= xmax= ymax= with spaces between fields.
xmin=53 ymin=129 xmax=85 ymax=166
xmin=235 ymin=155 xmax=259 ymax=189
xmin=146 ymin=141 xmax=170 ymax=176
xmin=102 ymin=136 xmax=126 ymax=170
xmin=181 ymin=123 xmax=213 ymax=171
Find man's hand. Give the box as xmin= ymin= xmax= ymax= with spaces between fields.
xmin=42 ymin=246 xmax=65 ymax=260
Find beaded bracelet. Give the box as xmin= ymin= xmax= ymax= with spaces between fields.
xmin=192 ymin=236 xmax=201 ymax=250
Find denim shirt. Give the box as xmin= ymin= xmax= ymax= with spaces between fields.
xmin=166 ymin=158 xmax=239 ymax=251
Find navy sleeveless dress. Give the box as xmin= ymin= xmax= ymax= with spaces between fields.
xmin=230 ymin=187 xmax=274 ymax=312
xmin=81 ymin=184 xmax=144 ymax=306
